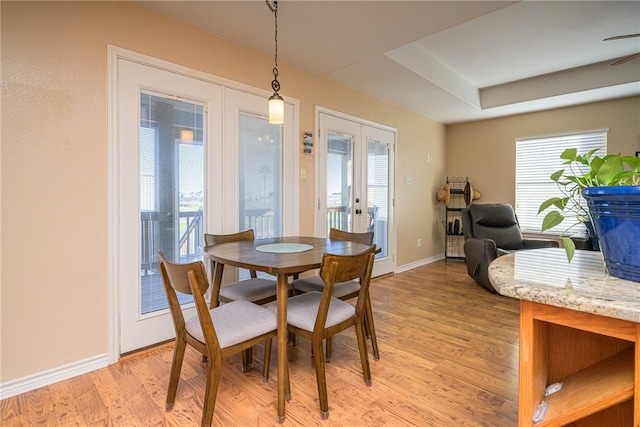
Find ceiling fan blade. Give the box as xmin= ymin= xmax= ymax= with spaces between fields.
xmin=611 ymin=52 xmax=640 ymax=66
xmin=604 ymin=33 xmax=640 ymax=41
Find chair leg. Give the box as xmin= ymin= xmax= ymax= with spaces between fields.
xmin=288 ymin=331 xmax=296 ymax=346
xmin=284 ymin=348 xmax=292 ymax=402
xmin=355 ymin=319 xmax=372 ymax=387
xmin=312 ymin=337 xmax=330 ymax=419
xmin=364 ymin=295 xmax=380 ymax=360
xmin=325 ymin=337 xmax=332 ymax=362
xmin=166 ymin=337 xmax=187 ymax=410
xmin=262 ymin=339 xmax=272 ymax=382
xmin=201 ymin=356 xmax=222 ymax=427
xmin=241 ymin=347 xmax=253 ymax=372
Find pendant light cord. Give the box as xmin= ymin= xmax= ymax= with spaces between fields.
xmin=267 ymin=1 xmax=280 ymax=93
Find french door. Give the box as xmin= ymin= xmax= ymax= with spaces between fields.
xmin=317 ymin=110 xmax=395 ymax=277
xmin=113 ymin=52 xmax=297 ymax=355
xmin=117 ymin=59 xmax=222 ymax=353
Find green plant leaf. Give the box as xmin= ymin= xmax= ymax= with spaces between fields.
xmin=538 ymin=197 xmax=566 ymax=214
xmin=623 ymin=155 xmax=640 ymax=171
xmin=589 ymin=155 xmax=604 ymax=175
xmin=596 ymin=155 xmax=624 ymax=185
xmin=549 ymin=169 xmax=564 ymax=182
xmin=541 ymin=211 xmax=564 ymax=232
xmin=560 ymin=148 xmax=577 ymax=161
xmin=613 ymin=170 xmax=639 ymax=183
xmin=560 ymin=237 xmax=576 ymax=262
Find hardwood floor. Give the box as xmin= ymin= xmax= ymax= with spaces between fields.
xmin=1 ymin=259 xmax=520 ymax=426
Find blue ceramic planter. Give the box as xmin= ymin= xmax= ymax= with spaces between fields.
xmin=583 ymin=186 xmax=640 ymax=282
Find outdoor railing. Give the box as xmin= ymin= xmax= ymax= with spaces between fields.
xmin=243 ymin=208 xmax=276 ymax=239
xmin=142 ymin=208 xmax=281 ymax=273
xmin=140 ymin=210 xmax=204 ymax=272
xmin=179 ymin=210 xmax=204 ymax=260
xmin=327 ymin=206 xmax=348 ymax=231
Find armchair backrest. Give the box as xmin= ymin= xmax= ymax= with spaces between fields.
xmin=462 ymin=203 xmax=525 ymax=250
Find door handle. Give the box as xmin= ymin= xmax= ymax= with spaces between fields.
xmin=355 ymin=208 xmax=362 ymax=214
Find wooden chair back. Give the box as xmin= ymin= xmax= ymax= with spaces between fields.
xmin=158 ymin=251 xmax=221 ymax=354
xmin=328 ymin=228 xmax=374 ymax=246
xmin=315 ymin=245 xmax=376 ymax=332
xmin=204 ymin=229 xmax=259 ymax=279
xmin=204 ymin=229 xmax=255 ymax=246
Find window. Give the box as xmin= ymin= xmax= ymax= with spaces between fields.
xmin=515 ymin=129 xmax=608 ymax=234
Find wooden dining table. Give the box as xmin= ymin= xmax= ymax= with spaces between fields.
xmin=201 ymin=235 xmax=371 ymax=422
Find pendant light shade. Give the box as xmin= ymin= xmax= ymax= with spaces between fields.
xmin=266 ymin=1 xmax=284 ymax=125
xmin=268 ymin=93 xmax=284 ymax=124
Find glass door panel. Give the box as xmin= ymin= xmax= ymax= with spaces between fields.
xmin=238 ymin=112 xmax=282 ymax=239
xmin=367 ymin=139 xmax=389 ymax=259
xmin=139 ymin=93 xmax=204 ymax=314
xmin=326 ymin=131 xmax=354 ymax=233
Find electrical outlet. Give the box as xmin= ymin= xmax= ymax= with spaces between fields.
xmin=418 ymin=238 xmax=422 ymax=247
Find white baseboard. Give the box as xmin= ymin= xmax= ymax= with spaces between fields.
xmin=395 ymin=253 xmax=445 ymax=273
xmin=0 ymin=353 xmax=109 ymax=400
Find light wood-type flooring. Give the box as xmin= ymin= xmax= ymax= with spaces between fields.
xmin=1 ymin=259 xmax=520 ymax=426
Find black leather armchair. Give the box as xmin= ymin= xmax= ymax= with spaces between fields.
xmin=461 ymin=203 xmax=559 ymax=292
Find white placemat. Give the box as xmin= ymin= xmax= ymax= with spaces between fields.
xmin=255 ymin=243 xmax=313 ymax=253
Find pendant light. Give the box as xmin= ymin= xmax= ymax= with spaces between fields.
xmin=266 ymin=1 xmax=284 ymax=124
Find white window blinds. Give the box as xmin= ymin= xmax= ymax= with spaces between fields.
xmin=515 ymin=129 xmax=608 ymax=234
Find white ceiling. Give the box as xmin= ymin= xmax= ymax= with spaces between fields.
xmin=135 ymin=1 xmax=640 ymax=124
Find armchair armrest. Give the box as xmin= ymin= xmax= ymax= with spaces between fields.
xmin=463 ymin=238 xmax=499 ymax=293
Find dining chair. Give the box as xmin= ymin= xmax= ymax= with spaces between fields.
xmin=291 ymin=228 xmax=380 ymax=360
xmin=204 ymin=229 xmax=285 ymax=308
xmin=271 ymin=245 xmax=376 ymax=420
xmin=158 ymin=251 xmax=279 ymax=427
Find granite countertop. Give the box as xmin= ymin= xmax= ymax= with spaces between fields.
xmin=488 ymin=248 xmax=640 ymax=323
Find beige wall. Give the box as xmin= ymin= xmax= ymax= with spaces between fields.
xmin=446 ymin=97 xmax=640 ymax=205
xmin=1 ymin=1 xmax=445 ymax=383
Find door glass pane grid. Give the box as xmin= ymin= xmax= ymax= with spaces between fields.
xmin=326 ymin=131 xmax=354 ymax=235
xmin=367 ymin=139 xmax=389 ymax=258
xmin=140 ymin=93 xmax=205 ymax=314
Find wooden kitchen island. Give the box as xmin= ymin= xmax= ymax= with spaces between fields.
xmin=489 ymin=248 xmax=640 ymax=427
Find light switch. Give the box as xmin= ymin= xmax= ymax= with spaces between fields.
xmin=405 ymin=177 xmax=412 ymax=186
xmin=300 ymin=168 xmax=307 ymax=180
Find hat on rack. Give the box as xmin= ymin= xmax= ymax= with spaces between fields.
xmin=436 ymin=184 xmax=451 ymax=206
xmin=463 ymin=182 xmax=482 ymax=205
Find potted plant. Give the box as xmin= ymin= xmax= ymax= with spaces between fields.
xmin=538 ymin=148 xmax=640 ymax=281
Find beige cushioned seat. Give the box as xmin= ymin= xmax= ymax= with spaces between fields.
xmin=186 ymin=299 xmax=277 ymax=348
xmin=267 ymin=292 xmax=355 ymax=332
